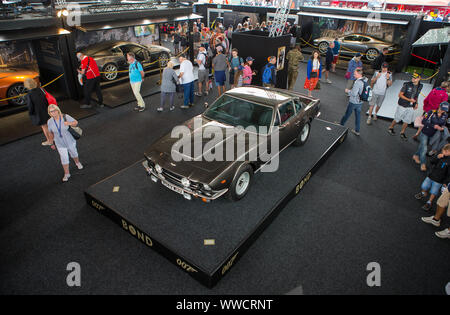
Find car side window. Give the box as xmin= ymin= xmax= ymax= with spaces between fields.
xmin=111 ymin=47 xmax=122 ymax=54
xmin=344 ymin=35 xmax=357 ymax=41
xmin=360 ymin=36 xmax=371 ymax=42
xmin=278 ymin=102 xmax=295 ymax=125
xmin=293 ymin=99 xmax=303 ymax=112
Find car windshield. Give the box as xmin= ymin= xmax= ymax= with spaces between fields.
xmin=203 ymin=95 xmax=274 ymax=134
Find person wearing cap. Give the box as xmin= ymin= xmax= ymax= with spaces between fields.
xmin=367 ymin=62 xmax=393 ymax=125
xmin=212 ymin=45 xmax=229 ymax=96
xmin=195 ymin=46 xmax=209 ymax=97
xmin=262 ymin=56 xmax=277 ymax=88
xmin=345 ymin=53 xmax=363 ymax=90
xmin=413 ymin=81 xmax=450 ymax=141
xmin=388 ymin=73 xmax=423 ymax=141
xmin=286 ymin=44 xmax=304 ymax=90
xmin=413 ymin=102 xmax=448 ymax=172
xmin=429 ymin=101 xmax=450 ymax=156
xmin=242 ymin=56 xmax=256 ymax=86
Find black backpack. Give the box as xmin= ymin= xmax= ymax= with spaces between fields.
xmin=202 ymin=52 xmax=211 ymax=69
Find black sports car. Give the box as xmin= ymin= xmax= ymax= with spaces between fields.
xmin=79 ymin=40 xmax=172 ymax=81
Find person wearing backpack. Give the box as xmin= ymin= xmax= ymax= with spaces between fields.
xmin=339 ymin=68 xmax=367 ymax=136
xmin=127 ymin=52 xmax=146 ymax=112
xmin=24 ymin=77 xmax=52 ymax=146
xmin=367 ymin=62 xmax=392 ymax=125
xmin=228 ymin=48 xmax=244 ymax=89
xmin=195 ymin=46 xmax=209 ymax=97
xmin=262 ymin=56 xmax=277 ymax=88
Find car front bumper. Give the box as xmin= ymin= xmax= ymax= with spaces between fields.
xmin=142 ymin=161 xmax=228 ymax=202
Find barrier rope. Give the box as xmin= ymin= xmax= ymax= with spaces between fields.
xmin=0 ymin=73 xmax=65 ymax=102
xmin=0 ymin=47 xmax=191 ymax=102
xmin=99 ymin=47 xmax=190 ymax=74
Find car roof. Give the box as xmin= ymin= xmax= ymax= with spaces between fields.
xmin=224 ymin=86 xmax=298 ymax=107
xmin=80 ymin=41 xmax=144 ymax=54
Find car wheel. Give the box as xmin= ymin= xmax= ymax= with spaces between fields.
xmin=293 ymin=122 xmax=310 ymax=146
xmin=365 ymin=48 xmax=379 ymax=61
xmin=159 ymin=52 xmax=170 ymax=67
xmin=228 ymin=164 xmax=253 ymax=201
xmin=7 ymin=83 xmax=27 ymax=106
xmin=318 ymin=42 xmax=329 ymax=53
xmin=102 ymin=63 xmax=118 ymax=81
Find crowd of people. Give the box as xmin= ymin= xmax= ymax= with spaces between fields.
xmin=22 ymin=18 xmax=450 ymax=239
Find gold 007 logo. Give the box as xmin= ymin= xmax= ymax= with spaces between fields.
xmin=176 ymin=259 xmax=198 ymax=273
xmin=91 ymin=200 xmax=105 ymax=211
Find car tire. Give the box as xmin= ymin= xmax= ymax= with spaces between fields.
xmin=365 ymin=48 xmax=379 ymax=61
xmin=293 ymin=122 xmax=311 ymax=147
xmin=7 ymin=83 xmax=27 ymax=106
xmin=318 ymin=42 xmax=329 ymax=54
xmin=102 ymin=63 xmax=119 ymax=81
xmin=159 ymin=52 xmax=170 ymax=67
xmin=228 ymin=164 xmax=253 ymax=201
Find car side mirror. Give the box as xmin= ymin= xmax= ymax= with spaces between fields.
xmin=204 ymin=102 xmax=209 ymax=108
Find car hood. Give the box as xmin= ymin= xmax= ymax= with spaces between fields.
xmin=0 ymin=69 xmax=38 ymax=80
xmin=144 ymin=115 xmax=263 ymax=183
xmin=147 ymin=44 xmax=171 ymax=54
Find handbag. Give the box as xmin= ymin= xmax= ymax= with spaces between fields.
xmin=41 ymin=88 xmax=57 ymax=105
xmin=64 ymin=114 xmax=82 ymax=140
xmin=345 ymin=71 xmax=351 ymax=79
xmin=172 ymin=76 xmax=182 ymax=93
xmin=315 ymin=80 xmax=321 ymax=90
xmin=310 ymin=71 xmax=318 ymax=79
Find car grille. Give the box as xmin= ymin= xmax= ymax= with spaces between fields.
xmin=146 ymin=157 xmax=202 ymax=190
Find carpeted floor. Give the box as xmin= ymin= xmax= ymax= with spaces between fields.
xmin=0 ymin=62 xmax=449 ymax=295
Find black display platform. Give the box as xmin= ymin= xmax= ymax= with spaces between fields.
xmin=84 ymin=119 xmax=348 ymax=288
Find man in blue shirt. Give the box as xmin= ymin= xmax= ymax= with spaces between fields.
xmin=331 ymin=38 xmax=340 ymax=73
xmin=127 ymin=52 xmax=145 ymax=112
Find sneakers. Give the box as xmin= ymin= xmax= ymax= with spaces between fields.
xmin=414 ymin=192 xmax=426 ymax=200
xmin=97 ymin=104 xmax=105 ymax=108
xmin=76 ymin=163 xmax=83 ymax=170
xmin=435 ymin=228 xmax=450 ymax=239
xmin=351 ymin=129 xmax=360 ymax=136
xmin=427 ymin=150 xmax=437 ymax=157
xmin=388 ymin=128 xmax=395 ymax=135
xmin=134 ymin=106 xmax=145 ymax=112
xmin=373 ymin=114 xmax=377 ymax=121
xmin=422 ymin=202 xmax=432 ymax=211
xmin=204 ymin=91 xmax=209 ymax=96
xmin=326 ymin=79 xmax=332 ymax=84
xmin=169 ymin=106 xmax=175 ymax=111
xmin=194 ymin=92 xmax=203 ymax=97
xmin=62 ymin=174 xmax=71 ymax=182
xmin=412 ymin=155 xmax=420 ymax=165
xmin=180 ymin=105 xmax=190 ymax=109
xmin=421 ymin=216 xmax=441 ymax=227
xmin=400 ymin=133 xmax=407 ymax=141
xmin=41 ymin=141 xmax=52 ymax=146
xmin=80 ymin=104 xmax=92 ymax=109
xmin=366 ymin=117 xmax=372 ymax=125
xmin=157 ymin=107 xmax=163 ymax=112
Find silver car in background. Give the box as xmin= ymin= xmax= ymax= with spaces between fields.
xmin=313 ymin=34 xmax=396 ymax=61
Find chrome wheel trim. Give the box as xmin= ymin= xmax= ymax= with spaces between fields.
xmin=366 ymin=49 xmax=379 ymax=61
xmin=104 ymin=64 xmax=118 ymax=81
xmin=159 ymin=53 xmax=169 ymax=67
xmin=318 ymin=42 xmax=328 ymax=53
xmin=235 ymin=171 xmax=250 ymax=196
xmin=9 ymin=84 xmax=27 ymax=105
xmin=300 ymin=124 xmax=309 ymax=142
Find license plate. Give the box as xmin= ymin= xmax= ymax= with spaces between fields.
xmin=161 ymin=180 xmax=184 ymax=195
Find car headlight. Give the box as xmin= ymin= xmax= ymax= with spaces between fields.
xmin=155 ymin=164 xmax=163 ymax=174
xmin=203 ymin=184 xmax=212 ymax=191
xmin=181 ymin=178 xmax=190 ymax=188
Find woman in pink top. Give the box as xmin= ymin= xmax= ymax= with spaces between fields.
xmin=242 ymin=56 xmax=256 ymax=86
xmin=423 ymin=81 xmax=449 ymax=112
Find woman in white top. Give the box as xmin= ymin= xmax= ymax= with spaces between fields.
xmin=47 ymin=104 xmax=83 ymax=182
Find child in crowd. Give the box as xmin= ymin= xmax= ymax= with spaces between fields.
xmin=415 ymin=144 xmax=450 ymax=210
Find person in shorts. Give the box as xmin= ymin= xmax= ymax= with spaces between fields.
xmin=212 ymin=45 xmax=229 ymax=96
xmin=421 ymin=184 xmax=450 ymax=239
xmin=388 ymin=73 xmax=423 ymax=141
xmin=331 ymin=38 xmax=340 ymax=73
xmin=367 ymin=62 xmax=392 ymax=125
xmin=414 ymin=144 xmax=450 ymax=210
xmin=195 ymin=46 xmax=209 ymax=96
